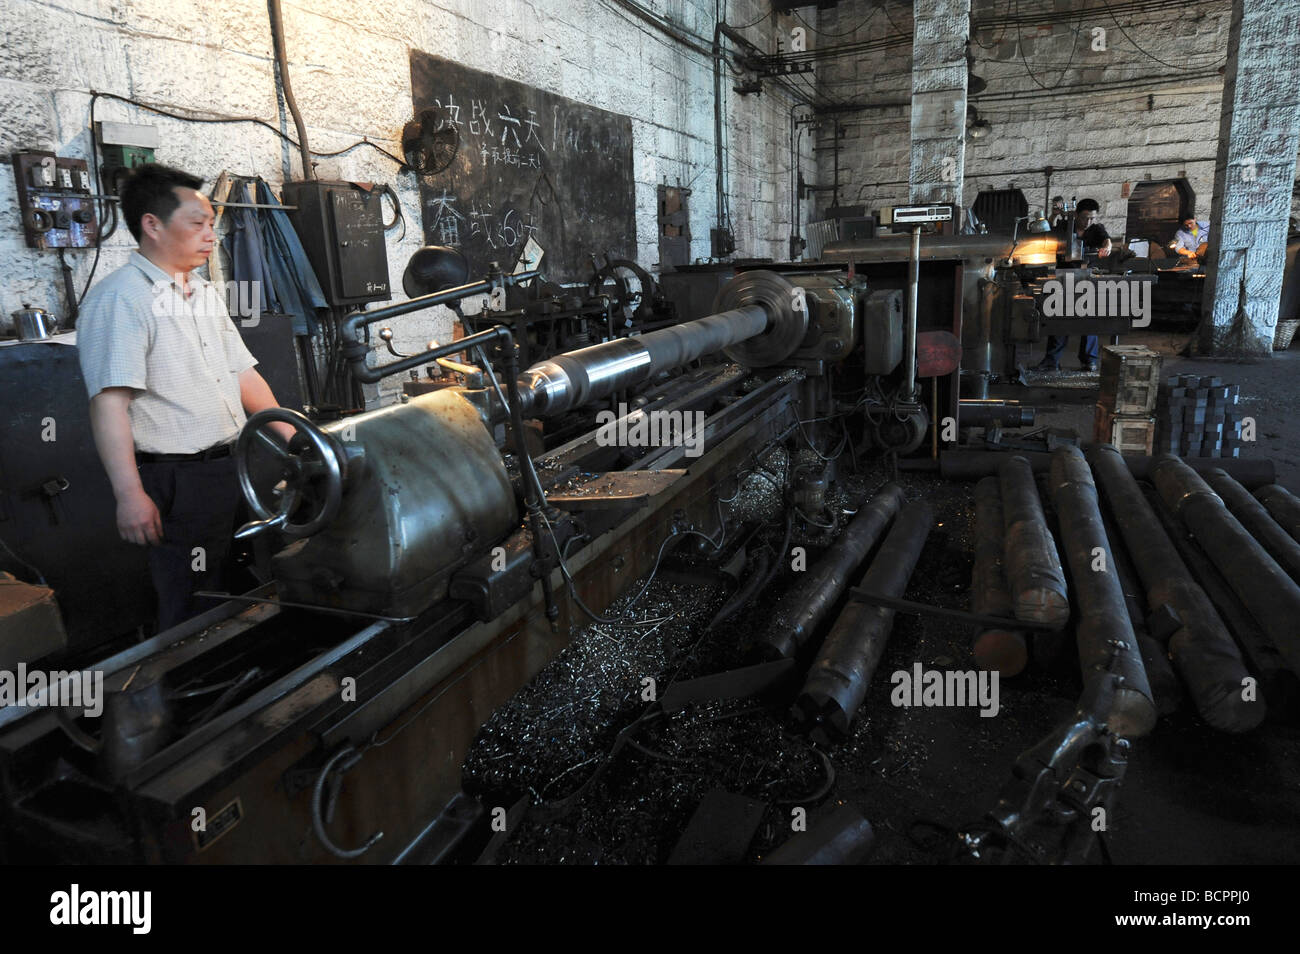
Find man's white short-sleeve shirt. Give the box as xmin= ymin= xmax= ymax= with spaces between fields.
xmin=78 ymin=251 xmax=257 ymax=454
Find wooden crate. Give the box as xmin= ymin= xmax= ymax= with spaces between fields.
xmin=1098 ymin=345 xmax=1162 ymax=415
xmin=1093 ymin=404 xmax=1156 ymax=455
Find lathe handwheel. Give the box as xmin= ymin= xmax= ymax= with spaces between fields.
xmin=237 ymin=408 xmax=346 ymax=539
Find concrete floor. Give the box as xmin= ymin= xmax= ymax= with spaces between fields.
xmin=1005 ymin=331 xmax=1300 ymax=490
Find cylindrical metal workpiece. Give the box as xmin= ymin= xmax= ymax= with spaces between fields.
xmin=958 ymin=400 xmax=1036 ymax=428
xmin=1049 ymin=446 xmax=1156 ymax=738
xmin=757 ymin=483 xmax=905 ymax=660
xmin=999 ymin=455 xmax=1070 ymax=627
xmin=937 ymin=449 xmax=1275 ymax=489
xmin=1203 ymin=469 xmax=1300 ymax=582
xmin=1088 ymin=445 xmax=1262 ymax=732
xmin=971 ymin=477 xmax=1028 ymax=676
xmin=638 ymin=305 xmax=768 ymax=370
xmin=794 ymin=501 xmax=933 ymax=743
xmin=515 ymin=295 xmax=772 ymax=417
xmin=1254 ymin=484 xmax=1300 ymax=545
xmin=1153 ymin=455 xmax=1300 ymax=681
xmin=761 ymin=804 xmax=875 ymax=865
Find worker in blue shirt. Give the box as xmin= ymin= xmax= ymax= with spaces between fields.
xmin=1171 ymin=214 xmax=1210 ymax=260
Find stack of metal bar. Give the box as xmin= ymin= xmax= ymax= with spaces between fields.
xmin=1154 ymin=374 xmax=1244 ymax=458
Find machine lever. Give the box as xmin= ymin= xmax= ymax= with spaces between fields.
xmin=234 ymin=511 xmax=289 ymax=540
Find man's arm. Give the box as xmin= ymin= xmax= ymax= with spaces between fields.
xmin=89 ymin=388 xmax=162 ymax=546
xmin=238 ymin=367 xmax=296 ymax=443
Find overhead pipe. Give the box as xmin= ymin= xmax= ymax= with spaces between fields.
xmin=1152 ymin=455 xmax=1300 ymax=681
xmin=268 ymin=0 xmax=313 ymax=179
xmin=1048 ymin=446 xmax=1156 ymax=737
xmin=1088 ymin=445 xmax=1261 ymax=732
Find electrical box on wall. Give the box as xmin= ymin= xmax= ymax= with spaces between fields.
xmin=95 ymin=121 xmax=159 ymax=194
xmin=281 ymin=180 xmax=391 ymax=306
xmin=11 ymin=151 xmax=98 ymax=249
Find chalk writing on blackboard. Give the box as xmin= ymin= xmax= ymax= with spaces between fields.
xmin=410 ymin=51 xmax=636 ymax=282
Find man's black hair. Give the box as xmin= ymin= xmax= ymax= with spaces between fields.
xmin=1076 ymin=197 xmax=1100 ymax=214
xmin=120 ymin=164 xmax=205 ymax=242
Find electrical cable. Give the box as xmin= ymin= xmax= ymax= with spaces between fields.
xmin=86 ymin=90 xmax=409 ymax=170
xmin=379 ymin=183 xmax=405 ymax=241
xmin=793 ymin=5 xmax=879 ymax=38
xmin=310 ymin=745 xmax=383 ymax=858
xmin=1014 ymin=0 xmax=1086 ymax=92
xmin=1096 ymin=0 xmax=1227 ymax=70
xmin=605 ymin=0 xmax=715 ymax=59
xmin=729 ymin=3 xmax=774 ymax=30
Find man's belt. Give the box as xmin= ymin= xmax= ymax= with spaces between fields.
xmin=136 ymin=442 xmax=235 ymax=464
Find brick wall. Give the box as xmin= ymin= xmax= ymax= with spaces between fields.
xmin=0 ymin=0 xmax=811 ymax=404
xmin=814 ymin=0 xmax=1236 ymax=239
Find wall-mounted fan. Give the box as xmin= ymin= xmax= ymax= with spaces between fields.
xmin=401 ymin=107 xmax=458 ymax=177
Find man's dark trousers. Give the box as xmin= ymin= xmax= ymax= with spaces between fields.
xmin=1043 ymin=334 xmax=1100 ymax=367
xmin=139 ymin=456 xmax=242 ymax=631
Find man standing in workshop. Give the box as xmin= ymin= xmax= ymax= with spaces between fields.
xmin=1037 ymin=197 xmax=1113 ymax=372
xmin=78 ymin=164 xmax=294 ymax=632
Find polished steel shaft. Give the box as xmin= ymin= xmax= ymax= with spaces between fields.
xmin=517 ymin=303 xmax=770 ymax=417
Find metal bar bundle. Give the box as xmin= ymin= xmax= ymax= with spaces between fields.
xmin=1089 ymin=445 xmax=1262 ymax=731
xmin=971 ymin=477 xmax=1028 ymax=676
xmin=793 ymin=501 xmax=933 ymax=744
xmin=756 ymin=483 xmax=904 ymax=661
xmin=999 ymin=455 xmax=1070 ymax=627
xmin=1048 ymin=446 xmax=1156 ymax=738
xmin=1153 ymin=456 xmax=1300 ymax=681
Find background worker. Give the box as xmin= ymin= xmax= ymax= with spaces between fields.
xmin=1038 ymin=198 xmax=1111 ymax=371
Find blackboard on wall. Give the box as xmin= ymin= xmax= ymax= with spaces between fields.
xmin=409 ymin=51 xmax=637 ymax=283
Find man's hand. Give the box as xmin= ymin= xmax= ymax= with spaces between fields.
xmin=88 ymin=387 xmax=162 ymax=546
xmin=271 ymin=421 xmax=298 ymax=444
xmin=118 ymin=488 xmax=163 ymax=546
xmin=239 ymin=368 xmax=295 ymax=444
